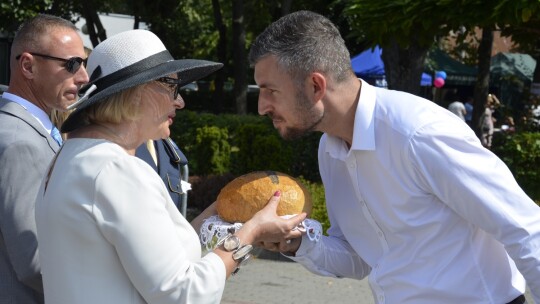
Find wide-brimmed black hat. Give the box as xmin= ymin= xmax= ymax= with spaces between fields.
xmin=61 ymin=29 xmax=223 ymax=132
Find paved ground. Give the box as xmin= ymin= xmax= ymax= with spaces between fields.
xmin=221 ymin=255 xmax=374 ymax=304
xmin=222 ymin=251 xmax=535 ymax=304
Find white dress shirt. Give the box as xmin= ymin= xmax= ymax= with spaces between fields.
xmin=35 ymin=139 xmax=226 ymax=304
xmin=290 ymin=81 xmax=540 ymax=303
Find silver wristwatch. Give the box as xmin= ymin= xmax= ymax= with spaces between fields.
xmin=221 ymin=234 xmax=241 ymax=251
xmin=217 ymin=234 xmax=253 ymax=275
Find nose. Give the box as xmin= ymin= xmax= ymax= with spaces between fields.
xmin=258 ymin=96 xmax=271 ymax=116
xmin=75 ymin=65 xmax=90 ymax=85
xmin=173 ymin=94 xmax=185 ymax=110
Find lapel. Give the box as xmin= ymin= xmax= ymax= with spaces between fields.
xmin=0 ymin=98 xmax=60 ymax=153
xmin=154 ymin=140 xmax=168 ymax=178
xmin=135 ymin=141 xmax=159 ymax=171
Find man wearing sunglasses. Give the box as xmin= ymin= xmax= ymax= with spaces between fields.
xmin=0 ymin=14 xmax=89 ymax=304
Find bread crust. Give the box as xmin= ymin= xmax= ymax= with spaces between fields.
xmin=216 ymin=171 xmax=312 ymax=223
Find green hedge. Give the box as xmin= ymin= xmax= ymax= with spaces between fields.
xmin=492 ymin=132 xmax=540 ymax=204
xmin=170 ymin=110 xmax=322 ymax=181
xmin=193 ymin=126 xmax=230 ymax=175
xmin=298 ymin=177 xmax=330 ymax=234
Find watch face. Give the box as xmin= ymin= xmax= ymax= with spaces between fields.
xmin=224 ymin=235 xmax=240 ymax=251
xmin=233 ymin=244 xmax=253 ymax=261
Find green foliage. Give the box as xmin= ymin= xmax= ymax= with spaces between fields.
xmin=298 ymin=177 xmax=330 ymax=235
xmin=142 ymin=0 xmax=218 ymax=60
xmin=192 ymin=126 xmax=231 ymax=175
xmin=344 ymin=0 xmax=493 ymax=48
xmin=233 ymin=123 xmax=293 ymax=174
xmin=492 ymin=132 xmax=540 ymax=203
xmin=0 ymin=0 xmax=78 ymax=33
xmin=170 ymin=110 xmax=322 ymax=182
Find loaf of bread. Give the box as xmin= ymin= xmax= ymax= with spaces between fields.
xmin=216 ymin=171 xmax=312 ymax=223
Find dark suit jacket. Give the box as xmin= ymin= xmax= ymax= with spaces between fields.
xmin=0 ymin=97 xmax=59 ymax=304
xmin=136 ymin=138 xmax=188 ymax=214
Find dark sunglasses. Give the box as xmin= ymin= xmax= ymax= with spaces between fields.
xmin=156 ymin=77 xmax=183 ymax=99
xmin=16 ymin=52 xmax=87 ymax=74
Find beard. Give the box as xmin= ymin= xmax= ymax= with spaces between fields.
xmin=277 ymin=89 xmax=323 ymax=141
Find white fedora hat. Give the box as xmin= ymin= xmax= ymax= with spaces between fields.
xmin=61 ymin=29 xmax=223 ymax=132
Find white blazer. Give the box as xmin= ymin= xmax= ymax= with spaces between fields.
xmin=36 ymin=139 xmax=226 ymax=304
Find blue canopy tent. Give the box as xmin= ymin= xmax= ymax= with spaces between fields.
xmin=351 ymin=45 xmax=433 ymax=87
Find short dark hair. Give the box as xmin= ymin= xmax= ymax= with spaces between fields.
xmin=248 ymin=10 xmax=353 ymax=85
xmin=11 ymin=14 xmax=78 ymax=59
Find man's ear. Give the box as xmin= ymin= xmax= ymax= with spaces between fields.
xmin=310 ymin=72 xmax=326 ymax=102
xmin=19 ymin=53 xmax=35 ymax=79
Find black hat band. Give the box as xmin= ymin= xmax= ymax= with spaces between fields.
xmin=86 ymin=50 xmax=174 ymax=98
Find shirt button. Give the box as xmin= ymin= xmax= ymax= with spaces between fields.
xmin=378 ymin=231 xmax=383 ymax=237
xmin=379 ymin=295 xmax=385 ymax=302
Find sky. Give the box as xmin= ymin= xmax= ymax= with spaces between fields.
xmin=75 ymin=13 xmax=148 ymax=49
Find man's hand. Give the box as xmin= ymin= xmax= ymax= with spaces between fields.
xmin=258 ymin=235 xmax=302 ymax=256
xmin=246 ymin=191 xmax=305 ymax=255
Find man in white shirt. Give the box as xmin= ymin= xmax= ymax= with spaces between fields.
xmin=249 ymin=11 xmax=540 ymax=304
xmin=0 ymin=14 xmax=89 ymax=303
xmin=448 ymin=100 xmax=467 ymax=121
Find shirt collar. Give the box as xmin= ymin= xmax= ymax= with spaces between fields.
xmin=350 ymin=79 xmax=376 ymax=151
xmin=325 ymin=79 xmax=377 ymax=158
xmin=2 ymin=92 xmax=53 ymax=132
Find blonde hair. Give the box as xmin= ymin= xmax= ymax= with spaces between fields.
xmin=81 ymin=85 xmax=144 ymax=126
xmin=50 ymin=109 xmax=72 ymax=140
xmin=487 ymin=94 xmax=500 ymax=107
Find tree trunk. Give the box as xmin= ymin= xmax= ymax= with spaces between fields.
xmin=212 ymin=0 xmax=227 ymax=113
xmin=529 ymin=52 xmax=540 ymax=124
xmin=472 ymin=27 xmax=494 ymax=133
xmin=81 ymin=1 xmax=106 ymax=47
xmin=232 ymin=0 xmax=247 ymax=114
xmin=533 ymin=56 xmax=540 ymax=83
xmin=133 ymin=16 xmax=140 ymax=30
xmin=381 ymin=39 xmax=428 ymax=96
xmin=532 ymin=40 xmax=540 ymax=83
xmin=530 ymin=39 xmax=540 ymax=111
xmin=133 ymin=0 xmax=141 ymax=30
xmin=281 ymin=0 xmax=292 ymax=16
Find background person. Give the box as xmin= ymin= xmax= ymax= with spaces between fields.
xmin=35 ymin=29 xmax=305 ymax=304
xmin=447 ymin=100 xmax=466 ymax=121
xmin=464 ymin=96 xmax=474 ymax=127
xmin=479 ymin=93 xmax=500 ymax=149
xmin=136 ymin=138 xmax=189 ymax=214
xmin=249 ymin=10 xmax=540 ymax=303
xmin=0 ymin=14 xmax=88 ymax=304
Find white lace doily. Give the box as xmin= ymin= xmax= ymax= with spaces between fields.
xmin=199 ymin=215 xmax=323 ymax=250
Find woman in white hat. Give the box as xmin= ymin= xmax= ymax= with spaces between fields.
xmin=35 ymin=29 xmax=306 ymax=304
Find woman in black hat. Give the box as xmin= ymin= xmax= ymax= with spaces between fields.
xmin=35 ymin=29 xmax=306 ymax=304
